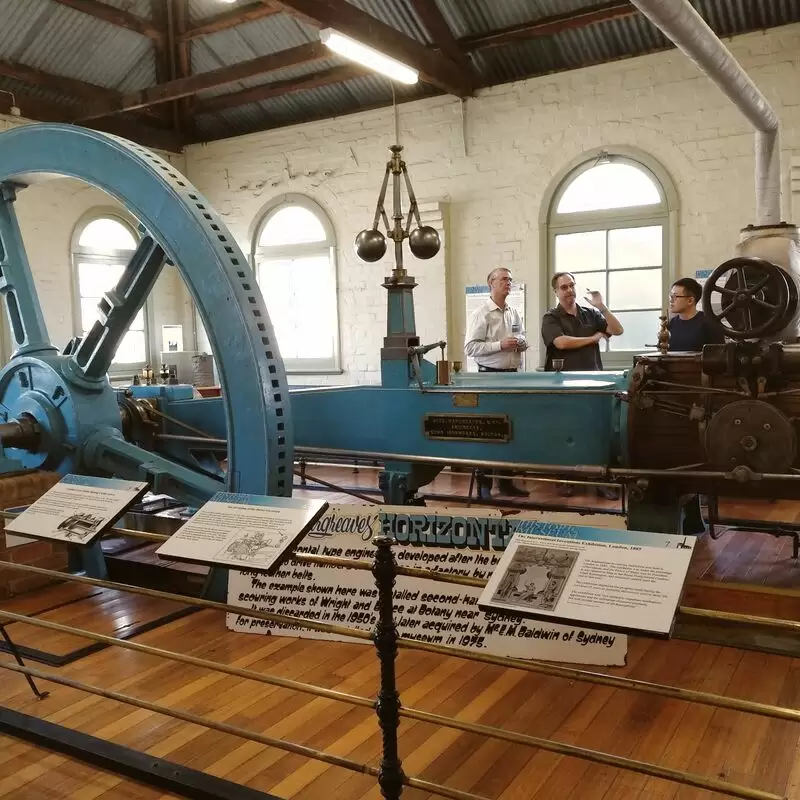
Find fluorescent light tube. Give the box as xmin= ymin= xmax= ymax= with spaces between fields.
xmin=320 ymin=28 xmax=419 ymax=84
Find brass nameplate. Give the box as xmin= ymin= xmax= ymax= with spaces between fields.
xmin=452 ymin=393 xmax=479 ymax=408
xmin=423 ymin=413 xmax=511 ymax=443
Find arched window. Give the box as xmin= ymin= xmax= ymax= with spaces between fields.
xmin=72 ymin=214 xmax=148 ymax=371
xmin=545 ymin=151 xmax=676 ymax=368
xmin=253 ymin=195 xmax=340 ymax=373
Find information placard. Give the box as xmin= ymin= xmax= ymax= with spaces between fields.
xmin=155 ymin=493 xmax=328 ymax=574
xmin=227 ymin=505 xmax=630 ymax=666
xmin=478 ymin=522 xmax=696 ymax=637
xmin=4 ymin=475 xmax=149 ymax=545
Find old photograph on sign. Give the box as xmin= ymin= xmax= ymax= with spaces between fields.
xmin=479 ymin=522 xmax=696 ymax=637
xmin=491 ymin=545 xmax=579 ymax=612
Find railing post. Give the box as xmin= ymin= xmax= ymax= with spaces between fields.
xmin=371 ymin=535 xmax=405 ymax=799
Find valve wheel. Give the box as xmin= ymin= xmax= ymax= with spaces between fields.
xmin=701 ymin=256 xmax=796 ymax=340
xmin=0 ymin=124 xmax=291 ymax=505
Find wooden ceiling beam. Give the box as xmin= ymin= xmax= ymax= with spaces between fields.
xmin=0 ymin=92 xmax=183 ymax=152
xmin=0 ymin=58 xmax=167 ymax=126
xmin=71 ymin=42 xmax=328 ymax=121
xmin=460 ymin=1 xmax=636 ymax=51
xmin=195 ymin=64 xmax=368 ymax=114
xmin=50 ymin=0 xmax=163 ymax=42
xmin=182 ymin=1 xmax=282 ymax=41
xmin=275 ymin=0 xmax=473 ymax=98
xmin=409 ymin=0 xmax=474 ymax=77
xmin=0 ymin=58 xmax=118 ymax=102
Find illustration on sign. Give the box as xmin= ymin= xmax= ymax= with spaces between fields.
xmin=490 ymin=545 xmax=578 ymax=611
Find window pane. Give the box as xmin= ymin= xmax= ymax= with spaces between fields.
xmin=113 ymin=331 xmax=146 ymax=365
xmin=81 ymin=299 xmax=143 ymax=332
xmin=573 ymin=271 xmax=607 ymax=303
xmin=609 ymin=226 xmax=662 ymax=269
xmin=608 ymin=310 xmax=662 ymax=351
xmin=259 ymin=206 xmax=327 ymax=247
xmin=557 ymin=163 xmax=661 ymax=214
xmin=78 ymin=261 xmax=124 ymax=297
xmin=609 ymin=268 xmax=662 ymax=311
xmin=258 ymin=254 xmax=336 ymax=360
xmin=79 ymin=218 xmax=136 ymax=250
xmin=554 ymin=231 xmax=606 ymax=273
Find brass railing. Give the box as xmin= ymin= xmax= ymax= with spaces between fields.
xmin=0 ymin=525 xmax=795 ymax=800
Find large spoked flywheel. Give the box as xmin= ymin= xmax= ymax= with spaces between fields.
xmin=0 ymin=124 xmax=291 ymax=505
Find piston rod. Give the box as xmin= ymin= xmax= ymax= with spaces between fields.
xmin=0 ymin=416 xmax=39 ymax=450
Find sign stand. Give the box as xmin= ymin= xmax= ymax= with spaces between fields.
xmin=0 ymin=624 xmax=49 ymax=699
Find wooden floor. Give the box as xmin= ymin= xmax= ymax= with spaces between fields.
xmin=3 ymin=583 xmax=800 ymax=800
xmin=3 ymin=465 xmax=800 ymax=799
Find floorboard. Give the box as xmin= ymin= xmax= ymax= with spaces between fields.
xmin=0 ymin=598 xmax=799 ymax=800
xmin=3 ymin=465 xmax=800 ymax=797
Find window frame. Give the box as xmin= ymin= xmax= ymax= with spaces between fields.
xmin=251 ymin=194 xmax=342 ymax=375
xmin=70 ymin=209 xmax=151 ymax=378
xmin=540 ymin=148 xmax=679 ymax=370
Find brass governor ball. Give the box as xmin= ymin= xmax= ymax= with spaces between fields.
xmin=408 ymin=225 xmax=441 ymax=260
xmin=354 ymin=228 xmax=386 ymax=262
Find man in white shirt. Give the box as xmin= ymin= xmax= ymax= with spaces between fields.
xmin=464 ymin=267 xmax=528 ymax=372
xmin=463 ymin=267 xmax=528 ymax=498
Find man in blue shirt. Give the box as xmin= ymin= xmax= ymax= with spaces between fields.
xmin=668 ymin=278 xmax=725 ymax=351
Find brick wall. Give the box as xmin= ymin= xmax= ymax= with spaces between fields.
xmin=185 ymin=23 xmax=800 ymax=377
xmin=0 ymin=25 xmax=797 ymax=382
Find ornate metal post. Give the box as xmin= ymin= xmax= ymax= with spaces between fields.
xmin=371 ymin=535 xmax=405 ymax=799
xmin=658 ymin=314 xmax=671 ymax=354
xmin=355 ymin=145 xmax=441 ymax=389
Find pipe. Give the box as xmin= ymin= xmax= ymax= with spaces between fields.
xmin=629 ymin=0 xmax=781 ymax=225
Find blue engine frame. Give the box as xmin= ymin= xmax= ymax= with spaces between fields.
xmin=0 ymin=123 xmax=698 ymax=599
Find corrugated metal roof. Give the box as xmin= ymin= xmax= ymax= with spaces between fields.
xmin=436 ymin=0 xmax=609 ymax=38
xmin=346 ymin=0 xmax=433 ymax=44
xmin=189 ymin=0 xmax=254 ymax=25
xmin=0 ymin=76 xmax=80 ymax=109
xmin=191 ymin=14 xmax=317 ymax=75
xmin=96 ymin=0 xmax=153 ymax=18
xmin=196 ymin=56 xmax=346 ymax=100
xmin=195 ymin=71 xmax=429 ymax=139
xmin=0 ymin=0 xmax=155 ymax=92
xmin=0 ymin=0 xmax=799 ymax=146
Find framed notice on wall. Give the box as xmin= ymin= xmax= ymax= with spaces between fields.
xmin=464 ymin=283 xmax=526 ymax=372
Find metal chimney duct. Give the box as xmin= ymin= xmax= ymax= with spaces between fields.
xmin=630 ymin=0 xmax=781 ymax=226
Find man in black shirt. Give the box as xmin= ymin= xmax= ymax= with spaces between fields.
xmin=542 ymin=272 xmax=624 ymax=500
xmin=667 ymin=277 xmax=725 ymax=351
xmin=541 ymin=272 xmax=624 ymax=371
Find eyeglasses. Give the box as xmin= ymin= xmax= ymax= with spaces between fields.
xmin=669 ymin=294 xmax=689 ymax=300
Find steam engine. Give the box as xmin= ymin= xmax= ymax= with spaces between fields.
xmin=624 ymin=223 xmax=800 ymax=528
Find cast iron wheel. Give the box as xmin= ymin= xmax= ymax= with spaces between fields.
xmin=701 ymin=256 xmax=793 ymax=340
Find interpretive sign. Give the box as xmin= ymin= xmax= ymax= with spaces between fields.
xmin=226 ymin=504 xmax=630 ymax=666
xmin=156 ymin=493 xmax=328 ymax=574
xmin=479 ymin=522 xmax=696 ymax=637
xmin=423 ymin=413 xmax=511 ymax=442
xmin=4 ymin=475 xmax=148 ymax=546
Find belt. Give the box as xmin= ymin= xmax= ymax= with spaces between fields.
xmin=477 ymin=365 xmax=518 ymax=373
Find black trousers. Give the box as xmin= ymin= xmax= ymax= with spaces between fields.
xmin=475 ymin=366 xmax=518 ymax=488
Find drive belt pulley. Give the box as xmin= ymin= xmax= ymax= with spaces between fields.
xmin=0 ymin=123 xmax=291 ymax=505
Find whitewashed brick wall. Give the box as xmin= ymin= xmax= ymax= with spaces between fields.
xmin=185 ymin=23 xmax=800 ymax=380
xmin=3 ymin=23 xmax=799 ymax=384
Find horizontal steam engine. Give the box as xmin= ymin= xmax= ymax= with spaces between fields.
xmin=625 ymin=223 xmax=800 ymax=499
